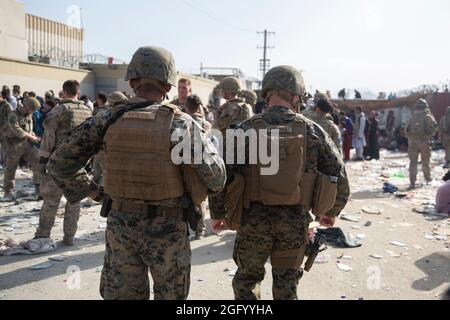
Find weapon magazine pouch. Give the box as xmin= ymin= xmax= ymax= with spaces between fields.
xmin=258 ymin=134 xmax=304 ymax=205
xmin=300 ymin=172 xmax=318 ymax=209
xmin=312 ymin=173 xmax=337 ymax=216
xmin=225 ymin=174 xmax=245 ymax=231
xmin=271 ymin=247 xmax=306 ymax=270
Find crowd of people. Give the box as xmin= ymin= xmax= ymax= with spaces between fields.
xmin=0 ymin=47 xmax=449 ymax=300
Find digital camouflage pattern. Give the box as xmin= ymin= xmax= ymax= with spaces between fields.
xmin=219 ymin=77 xmax=241 ymax=92
xmin=36 ymin=99 xmax=92 ymax=242
xmin=47 ymin=97 xmax=226 ymax=300
xmin=125 ymin=46 xmax=178 ymax=86
xmin=239 ymin=90 xmax=258 ymax=106
xmin=261 ymin=66 xmax=306 ymax=99
xmin=3 ymin=106 xmax=39 ymax=194
xmin=211 ymin=105 xmax=350 ymax=300
xmin=213 ymin=98 xmax=253 ymax=132
xmin=35 ymin=175 xmax=80 ymax=240
xmin=100 ymin=206 xmax=190 ymax=300
xmin=47 ymin=97 xmax=226 ymax=204
xmin=405 ymin=107 xmax=438 ymax=185
xmin=233 ymin=204 xmax=310 ymax=300
xmin=303 ymin=112 xmax=342 ymax=150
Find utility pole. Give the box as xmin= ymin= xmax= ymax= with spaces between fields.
xmin=257 ymin=30 xmax=275 ymax=78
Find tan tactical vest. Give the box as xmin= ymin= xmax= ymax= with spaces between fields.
xmin=56 ymin=101 xmax=92 ymax=146
xmin=104 ymin=105 xmax=186 ymax=202
xmin=243 ymin=114 xmax=307 ymax=207
xmin=233 ymin=102 xmax=253 ymax=128
xmin=407 ymin=111 xmax=433 ymax=140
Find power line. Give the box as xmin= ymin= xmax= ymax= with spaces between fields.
xmin=257 ymin=30 xmax=275 ymax=77
xmin=183 ymin=0 xmax=256 ymax=33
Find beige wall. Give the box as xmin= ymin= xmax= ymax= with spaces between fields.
xmin=0 ymin=57 xmax=95 ymax=98
xmin=26 ymin=14 xmax=84 ymax=68
xmin=89 ymin=64 xmax=219 ymax=104
xmin=0 ymin=0 xmax=28 ymax=60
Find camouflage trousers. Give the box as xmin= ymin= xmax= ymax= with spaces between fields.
xmin=100 ymin=204 xmax=191 ymax=300
xmin=92 ymin=151 xmax=106 ymax=186
xmin=233 ymin=204 xmax=309 ymax=300
xmin=0 ymin=136 xmax=7 ymax=166
xmin=2 ymin=139 xmax=39 ymax=194
xmin=35 ymin=175 xmax=81 ymax=238
xmin=408 ymin=141 xmax=432 ymax=184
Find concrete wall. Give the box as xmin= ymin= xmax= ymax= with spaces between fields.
xmin=0 ymin=57 xmax=95 ymax=98
xmin=89 ymin=64 xmax=219 ymax=104
xmin=0 ymin=0 xmax=28 ymax=60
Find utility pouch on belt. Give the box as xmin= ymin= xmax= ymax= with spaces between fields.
xmin=225 ymin=174 xmax=245 ymax=231
xmin=182 ymin=166 xmax=208 ymax=207
xmin=312 ymin=174 xmax=338 ymax=216
xmin=100 ymin=195 xmax=112 ymax=218
xmin=271 ymin=247 xmax=307 ymax=270
xmin=182 ymin=193 xmax=200 ymax=232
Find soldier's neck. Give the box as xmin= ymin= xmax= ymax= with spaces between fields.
xmin=268 ymin=96 xmax=295 ymax=112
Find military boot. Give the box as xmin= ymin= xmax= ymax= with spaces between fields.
xmin=63 ymin=235 xmax=75 ymax=247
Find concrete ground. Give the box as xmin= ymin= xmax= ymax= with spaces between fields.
xmin=0 ymin=150 xmax=449 ymax=300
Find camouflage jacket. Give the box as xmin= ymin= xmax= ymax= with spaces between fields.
xmin=47 ymin=97 xmax=227 ymax=204
xmin=191 ymin=112 xmax=212 ymax=132
xmin=39 ymin=99 xmax=92 ymax=159
xmin=405 ymin=110 xmax=438 ymax=143
xmin=171 ymin=98 xmax=187 ymax=112
xmin=0 ymin=101 xmax=14 ymax=137
xmin=213 ymin=98 xmax=254 ymax=132
xmin=303 ymin=112 xmax=342 ymax=150
xmin=212 ymin=105 xmax=350 ymax=220
xmin=5 ymin=106 xmax=33 ymax=141
xmin=93 ymin=105 xmax=110 ymax=117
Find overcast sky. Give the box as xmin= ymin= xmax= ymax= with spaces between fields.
xmin=21 ymin=0 xmax=450 ymax=94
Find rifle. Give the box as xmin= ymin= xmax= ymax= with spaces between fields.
xmin=304 ymin=233 xmax=328 ymax=272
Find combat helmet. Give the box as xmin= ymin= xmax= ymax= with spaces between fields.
xmin=219 ymin=77 xmax=241 ymax=92
xmin=108 ymin=91 xmax=128 ymax=104
xmin=239 ymin=90 xmax=258 ymax=105
xmin=125 ymin=46 xmax=177 ymax=87
xmin=22 ymin=97 xmax=41 ymax=111
xmin=414 ymin=98 xmax=429 ymax=111
xmin=261 ymin=65 xmax=306 ymax=100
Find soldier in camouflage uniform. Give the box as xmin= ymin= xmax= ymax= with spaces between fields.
xmin=212 ymin=66 xmax=350 ymax=300
xmin=303 ymin=97 xmax=342 ymax=150
xmin=171 ymin=78 xmax=192 ymax=113
xmin=92 ymin=92 xmax=129 ymax=186
xmin=47 ymin=46 xmax=226 ymax=300
xmin=239 ymin=90 xmax=258 ymax=111
xmin=0 ymin=91 xmax=14 ymax=166
xmin=405 ymin=99 xmax=438 ymax=189
xmin=35 ymin=80 xmax=92 ymax=245
xmin=213 ymin=77 xmax=254 ymax=133
xmin=439 ymin=106 xmax=450 ymax=169
xmin=185 ymin=94 xmax=212 ymax=240
xmin=2 ymin=98 xmax=41 ymax=199
xmin=210 ymin=77 xmax=254 ymax=219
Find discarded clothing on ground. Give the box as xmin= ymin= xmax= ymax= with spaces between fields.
xmin=0 ymin=238 xmax=57 ymax=256
xmin=383 ymin=183 xmax=399 ymax=194
xmin=316 ymin=228 xmax=362 ymax=248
